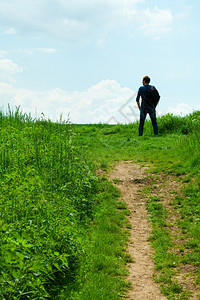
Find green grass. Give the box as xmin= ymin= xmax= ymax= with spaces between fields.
xmin=0 ymin=108 xmax=131 ymax=299
xmin=71 ymin=112 xmax=200 ymax=299
xmin=1 ymin=107 xmax=200 ymax=299
xmin=63 ymin=180 xmax=130 ymax=299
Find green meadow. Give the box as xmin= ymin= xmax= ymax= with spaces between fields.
xmin=0 ymin=107 xmax=200 ymax=299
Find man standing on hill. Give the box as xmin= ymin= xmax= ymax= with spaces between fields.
xmin=136 ymin=76 xmax=159 ymax=136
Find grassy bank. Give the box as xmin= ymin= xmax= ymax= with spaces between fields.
xmin=72 ymin=111 xmax=200 ymax=299
xmin=1 ymin=107 xmax=200 ymax=299
xmin=0 ymin=108 xmax=130 ymax=299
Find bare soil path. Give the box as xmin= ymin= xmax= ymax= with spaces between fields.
xmin=109 ymin=161 xmax=167 ymax=300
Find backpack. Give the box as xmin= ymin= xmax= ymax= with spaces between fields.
xmin=146 ymin=85 xmax=160 ymax=107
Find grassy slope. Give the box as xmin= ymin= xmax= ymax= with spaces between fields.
xmin=72 ymin=114 xmax=200 ymax=299
xmin=1 ymin=110 xmax=200 ymax=299
xmin=0 ymin=112 xmax=131 ymax=299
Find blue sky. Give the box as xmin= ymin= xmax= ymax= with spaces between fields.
xmin=0 ymin=0 xmax=199 ymax=123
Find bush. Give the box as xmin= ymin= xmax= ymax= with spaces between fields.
xmin=157 ymin=113 xmax=193 ymax=135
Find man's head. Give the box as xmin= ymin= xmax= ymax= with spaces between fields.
xmin=142 ymin=76 xmax=150 ymax=85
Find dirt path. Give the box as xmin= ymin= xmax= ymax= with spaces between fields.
xmin=109 ymin=161 xmax=167 ymax=300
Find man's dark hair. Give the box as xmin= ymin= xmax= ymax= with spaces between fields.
xmin=143 ymin=76 xmax=150 ymax=84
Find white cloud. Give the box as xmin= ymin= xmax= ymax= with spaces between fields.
xmin=0 ymin=79 xmax=137 ymax=123
xmin=0 ymin=27 xmax=16 ymax=35
xmin=0 ymin=0 xmax=174 ymax=41
xmin=140 ymin=7 xmax=173 ymax=37
xmin=167 ymin=103 xmax=194 ymax=116
xmin=0 ymin=59 xmax=23 ymax=83
xmin=1 ymin=77 xmax=196 ymax=124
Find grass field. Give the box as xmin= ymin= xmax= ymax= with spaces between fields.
xmin=0 ymin=107 xmax=200 ymax=299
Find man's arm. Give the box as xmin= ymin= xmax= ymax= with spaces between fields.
xmin=136 ymin=88 xmax=141 ymax=110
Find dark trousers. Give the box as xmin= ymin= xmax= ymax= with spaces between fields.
xmin=139 ymin=107 xmax=158 ymax=136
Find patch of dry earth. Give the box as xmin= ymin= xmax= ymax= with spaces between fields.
xmin=109 ymin=161 xmax=167 ymax=300
xmin=109 ymin=161 xmax=200 ymax=299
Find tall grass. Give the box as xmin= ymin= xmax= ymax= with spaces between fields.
xmin=183 ymin=111 xmax=200 ymax=169
xmin=0 ymin=107 xmax=98 ymax=299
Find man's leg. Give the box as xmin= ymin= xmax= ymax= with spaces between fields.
xmin=149 ymin=109 xmax=158 ymax=135
xmin=139 ymin=109 xmax=147 ymax=136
